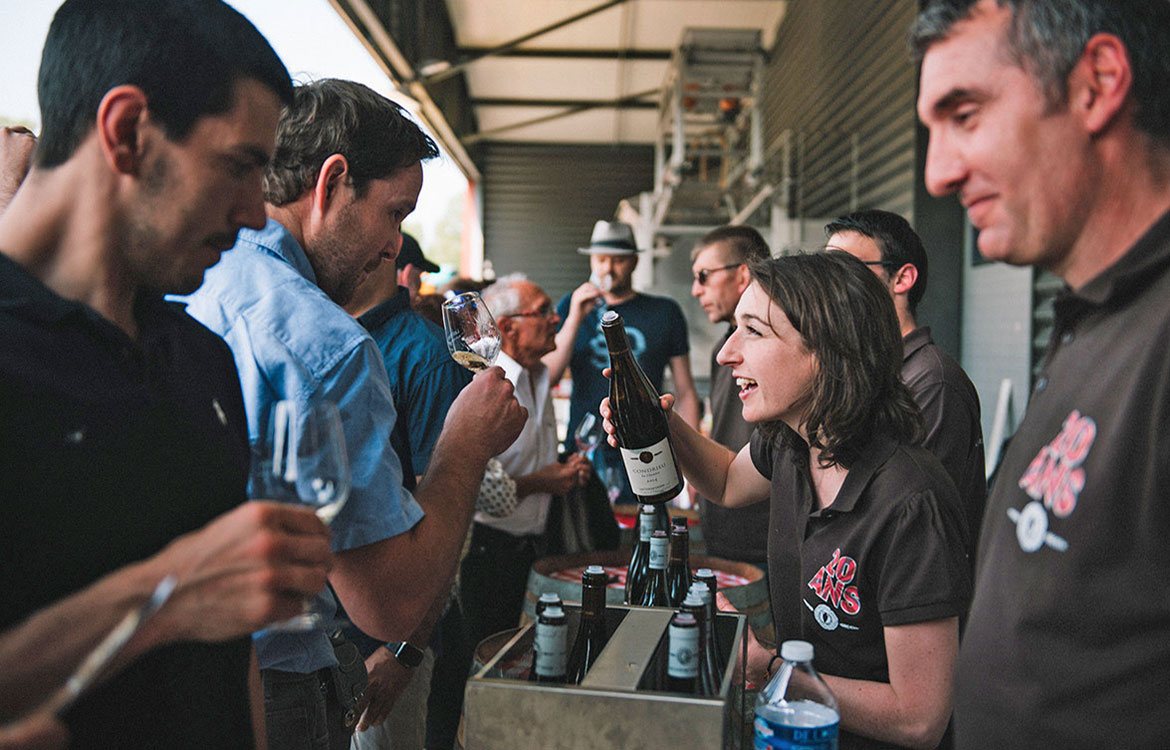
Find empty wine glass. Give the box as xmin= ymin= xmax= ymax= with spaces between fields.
xmin=589 ymin=272 xmax=614 ymax=317
xmin=252 ymin=399 xmax=350 ymax=630
xmin=574 ymin=413 xmax=602 ymax=459
xmin=442 ymin=291 xmax=502 ymax=372
xmin=603 ymin=465 xmax=624 ymax=505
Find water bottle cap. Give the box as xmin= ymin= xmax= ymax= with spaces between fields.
xmin=696 ymin=568 xmax=714 ymax=578
xmin=585 ymin=565 xmax=605 ymax=575
xmin=780 ymin=640 xmax=814 ymax=662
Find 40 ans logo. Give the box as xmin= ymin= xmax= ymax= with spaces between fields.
xmin=804 ymin=548 xmax=860 ymax=632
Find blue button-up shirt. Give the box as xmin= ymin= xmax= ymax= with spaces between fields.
xmin=176 ymin=219 xmax=424 ymax=673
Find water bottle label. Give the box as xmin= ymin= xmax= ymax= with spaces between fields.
xmin=667 ymin=624 xmax=699 ymax=678
xmin=533 ymin=622 xmax=567 ymax=676
xmin=753 ymin=704 xmax=838 ymax=750
xmin=620 ymin=438 xmax=680 ymax=495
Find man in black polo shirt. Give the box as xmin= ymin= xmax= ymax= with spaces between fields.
xmin=689 ymin=225 xmax=771 ymax=571
xmin=825 ymin=209 xmax=986 ymax=558
xmin=914 ymin=0 xmax=1170 ymax=746
xmin=0 ymin=2 xmax=332 ymax=746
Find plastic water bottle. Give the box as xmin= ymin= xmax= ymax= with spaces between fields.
xmin=753 ymin=640 xmax=839 ymax=750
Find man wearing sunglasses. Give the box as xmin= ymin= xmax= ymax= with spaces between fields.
xmin=826 ymin=209 xmax=985 ymax=560
xmin=689 ymin=225 xmax=771 ymax=572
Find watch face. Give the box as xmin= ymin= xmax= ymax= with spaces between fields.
xmin=394 ymin=642 xmax=424 ymax=668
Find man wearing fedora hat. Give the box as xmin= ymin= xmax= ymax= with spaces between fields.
xmin=545 ymin=220 xmax=700 ymax=506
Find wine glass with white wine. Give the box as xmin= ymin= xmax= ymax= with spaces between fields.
xmin=251 ymin=399 xmax=350 ymax=630
xmin=442 ymin=291 xmax=502 ymax=372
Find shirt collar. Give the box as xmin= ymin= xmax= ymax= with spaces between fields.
xmin=0 ymin=251 xmax=85 ymax=323
xmin=819 ymin=436 xmax=898 ymax=515
xmin=357 ymin=287 xmax=411 ymax=331
xmin=901 ymin=326 xmax=933 ymax=363
xmin=1058 ymin=209 xmax=1170 ymax=315
xmin=236 ymin=218 xmax=317 ymax=284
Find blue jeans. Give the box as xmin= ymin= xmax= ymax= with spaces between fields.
xmin=263 ymin=668 xmax=352 ymax=750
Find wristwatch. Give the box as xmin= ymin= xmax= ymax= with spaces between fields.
xmin=385 ymin=641 xmax=424 ymax=668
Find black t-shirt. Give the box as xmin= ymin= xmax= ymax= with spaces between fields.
xmin=700 ymin=327 xmax=769 ymax=563
xmin=752 ymin=430 xmax=971 ymax=750
xmin=955 ymin=210 xmax=1170 ymax=749
xmin=0 ymin=255 xmax=254 ymax=748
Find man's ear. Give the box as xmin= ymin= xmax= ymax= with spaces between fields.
xmin=310 ymin=154 xmax=350 ymax=221
xmin=95 ymin=85 xmax=150 ymax=175
xmin=734 ymin=262 xmax=752 ymax=294
xmin=891 ymin=263 xmax=918 ymax=298
xmin=1073 ymin=33 xmax=1133 ymax=136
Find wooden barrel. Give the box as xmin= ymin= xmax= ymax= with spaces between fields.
xmin=469 ymin=627 xmax=529 ymax=682
xmin=522 ymin=550 xmax=774 ymax=644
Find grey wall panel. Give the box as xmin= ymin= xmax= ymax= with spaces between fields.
xmin=478 ymin=143 xmax=655 ymax=304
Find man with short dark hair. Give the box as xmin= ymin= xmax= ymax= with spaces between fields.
xmin=914 ymin=0 xmax=1170 ymax=745
xmin=825 ymin=209 xmax=986 ymax=558
xmin=0 ymin=1 xmax=333 ymax=746
xmin=181 ymin=78 xmax=526 ymax=749
xmin=689 ymin=225 xmax=771 ymax=569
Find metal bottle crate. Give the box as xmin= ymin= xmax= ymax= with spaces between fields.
xmin=464 ymin=603 xmax=747 ymax=749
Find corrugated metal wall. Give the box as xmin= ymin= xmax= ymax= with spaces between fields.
xmin=476 ymin=142 xmax=655 ymax=303
xmin=760 ymin=1 xmax=919 ymax=221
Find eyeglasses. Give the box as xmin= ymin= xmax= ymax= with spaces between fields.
xmin=507 ymin=301 xmax=557 ymax=320
xmin=693 ymin=263 xmax=742 ymax=285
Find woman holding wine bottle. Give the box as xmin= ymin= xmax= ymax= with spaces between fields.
xmin=601 ymin=252 xmax=971 ymax=750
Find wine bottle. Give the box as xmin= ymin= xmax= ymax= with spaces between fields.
xmin=529 ymin=605 xmax=568 ymax=684
xmin=693 ymin=569 xmax=722 ymax=667
xmin=664 ymin=611 xmax=700 ymax=694
xmin=683 ymin=590 xmax=720 ymax=697
xmin=665 ymin=517 xmax=692 ymax=607
xmin=639 ymin=530 xmax=671 ymax=607
xmin=567 ymin=565 xmax=609 ymax=684
xmin=624 ymin=505 xmax=656 ymax=604
xmin=601 ymin=311 xmax=684 ymax=505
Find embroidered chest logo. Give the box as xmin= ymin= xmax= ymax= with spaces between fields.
xmin=1010 ymin=410 xmax=1097 ymax=553
xmin=805 ymin=548 xmax=860 ymax=631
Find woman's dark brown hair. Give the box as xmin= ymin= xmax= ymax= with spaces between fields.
xmin=750 ymin=250 xmax=923 ymax=468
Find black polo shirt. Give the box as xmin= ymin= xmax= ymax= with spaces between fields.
xmin=955 ymin=210 xmax=1170 ymax=749
xmin=699 ymin=327 xmax=769 ymax=563
xmin=901 ymin=327 xmax=986 ymax=561
xmin=0 ymin=254 xmax=254 ymax=748
xmin=752 ymin=430 xmax=971 ymax=750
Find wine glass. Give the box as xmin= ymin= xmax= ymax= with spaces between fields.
xmin=589 ymin=272 xmax=614 ymax=317
xmin=603 ymin=465 xmax=624 ymax=505
xmin=252 ymin=399 xmax=350 ymax=630
xmin=442 ymin=291 xmax=501 ymax=372
xmin=574 ymin=413 xmax=602 ymax=460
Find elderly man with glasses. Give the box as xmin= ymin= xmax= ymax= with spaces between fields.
xmin=460 ymin=275 xmax=592 ymax=652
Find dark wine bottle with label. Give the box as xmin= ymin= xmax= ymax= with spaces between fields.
xmin=665 ymin=517 xmax=693 ymax=607
xmin=624 ymin=505 xmax=656 ymax=604
xmin=601 ymin=311 xmax=684 ymax=505
xmin=529 ymin=605 xmax=568 ymax=683
xmin=693 ymin=569 xmax=722 ymax=667
xmin=567 ymin=565 xmax=609 ymax=684
xmin=639 ymin=530 xmax=672 ymax=607
xmin=664 ymin=611 xmax=700 ymax=694
xmin=682 ymin=592 xmax=720 ymax=697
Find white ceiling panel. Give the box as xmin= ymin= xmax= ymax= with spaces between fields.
xmin=464 ymin=58 xmax=666 ymax=99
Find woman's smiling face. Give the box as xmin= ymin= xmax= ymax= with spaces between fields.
xmin=716 ymin=280 xmax=818 ymax=433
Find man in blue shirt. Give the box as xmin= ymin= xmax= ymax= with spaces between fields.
xmin=180 ymin=79 xmax=526 ymax=750
xmin=343 ymin=244 xmax=472 ymax=749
